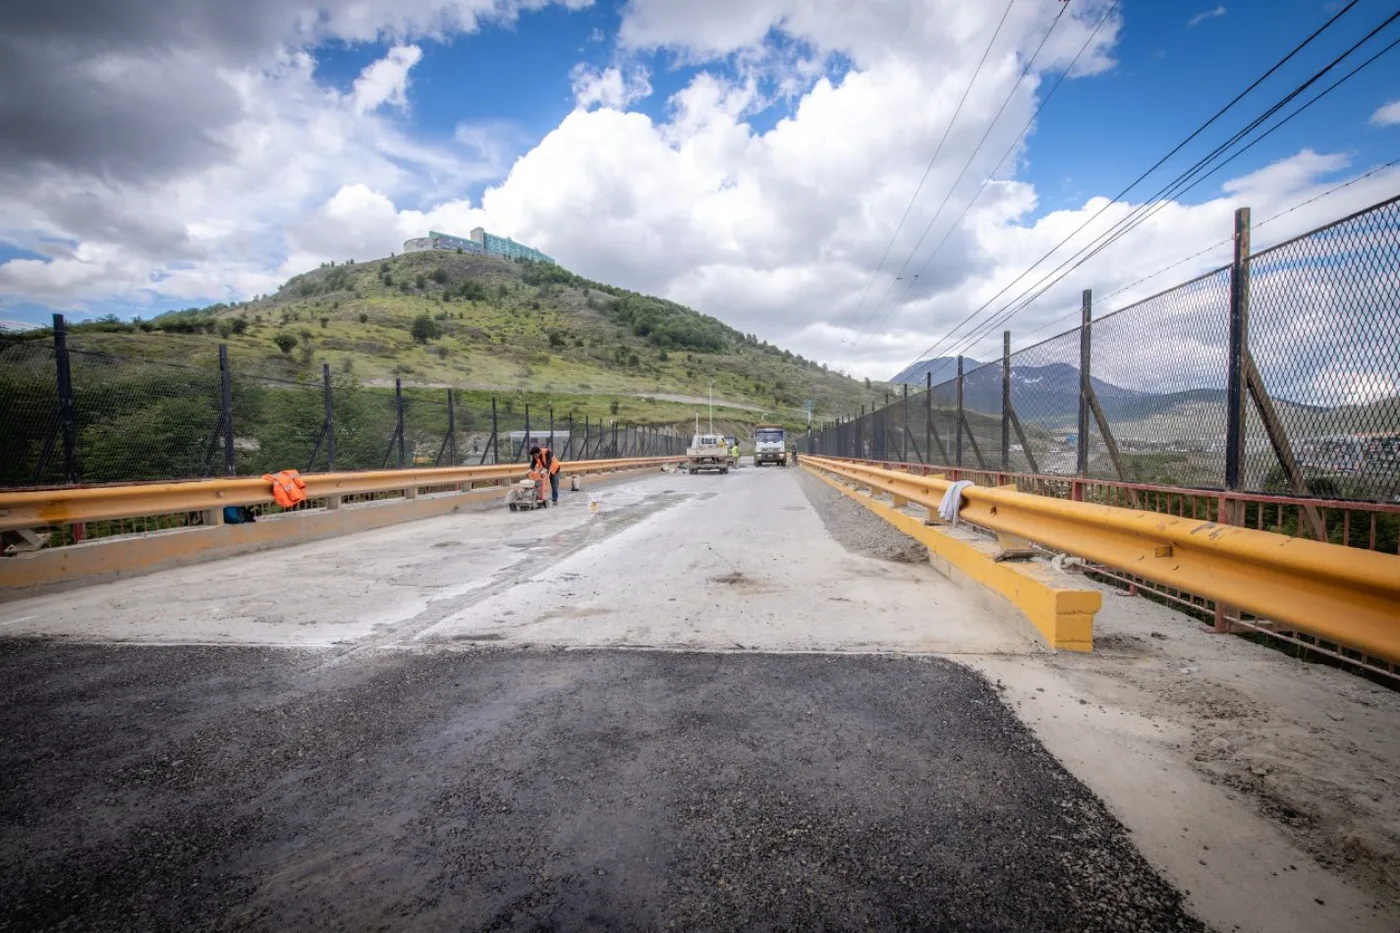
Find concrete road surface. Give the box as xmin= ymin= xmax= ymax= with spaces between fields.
xmin=3 ymin=468 xmax=1210 ymax=931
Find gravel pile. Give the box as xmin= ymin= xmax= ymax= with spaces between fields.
xmin=796 ymin=469 xmax=929 ymax=563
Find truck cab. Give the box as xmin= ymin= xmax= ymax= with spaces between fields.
xmin=753 ymin=424 xmax=787 ymax=466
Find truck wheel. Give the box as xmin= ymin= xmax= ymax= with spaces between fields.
xmin=720 ymin=468 xmax=729 ymax=474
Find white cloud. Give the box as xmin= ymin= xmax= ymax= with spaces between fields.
xmin=352 ymin=45 xmax=424 ymax=113
xmin=3 ymin=0 xmax=1396 ymax=402
xmin=1187 ymin=5 xmax=1227 ymax=28
xmin=570 ymin=64 xmax=653 ymax=109
xmin=1370 ymin=99 xmax=1400 ymax=127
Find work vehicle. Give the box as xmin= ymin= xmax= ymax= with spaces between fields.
xmin=753 ymin=424 xmax=787 ymax=467
xmin=685 ymin=433 xmax=732 ymax=475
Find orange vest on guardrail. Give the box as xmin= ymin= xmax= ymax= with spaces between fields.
xmin=262 ymin=469 xmax=308 ymax=508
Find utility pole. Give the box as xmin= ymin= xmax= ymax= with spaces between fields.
xmin=709 ymin=378 xmax=714 ymax=433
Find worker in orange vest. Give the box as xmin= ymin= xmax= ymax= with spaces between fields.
xmin=528 ymin=444 xmax=562 ymax=505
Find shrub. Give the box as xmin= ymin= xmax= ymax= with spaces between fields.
xmin=547 ymin=331 xmax=566 ymax=348
xmin=358 ymin=312 xmax=368 ymax=323
xmin=411 ymin=313 xmax=441 ymax=343
xmin=274 ymin=332 xmax=297 ymax=354
xmin=320 ymin=316 xmax=329 ymax=328
xmin=230 ymin=317 xmax=248 ymax=335
xmin=430 ymin=267 xmax=448 ymax=284
xmin=609 ymin=399 xmax=620 ymax=415
xmin=658 ymin=349 xmax=669 ymax=362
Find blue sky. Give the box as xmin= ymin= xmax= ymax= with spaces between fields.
xmin=301 ymin=0 xmax=1398 ymax=215
xmin=2 ymin=0 xmax=1397 ymax=377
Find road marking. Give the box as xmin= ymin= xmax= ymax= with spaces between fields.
xmin=0 ymin=615 xmax=35 ymax=628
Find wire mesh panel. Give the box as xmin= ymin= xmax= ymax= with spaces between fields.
xmin=0 ymin=341 xmax=60 ymax=486
xmin=231 ymin=374 xmax=327 ymax=475
xmin=67 ymin=351 xmax=224 ymax=483
xmin=1247 ymin=197 xmax=1400 ymax=501
xmin=1087 ymin=266 xmax=1232 ymax=486
xmin=960 ymin=360 xmax=1001 ymax=469
xmin=1006 ymin=329 xmax=1080 ymax=474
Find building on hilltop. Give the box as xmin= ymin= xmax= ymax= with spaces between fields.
xmin=402 ymin=228 xmax=554 ymax=264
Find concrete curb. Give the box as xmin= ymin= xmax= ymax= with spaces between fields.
xmin=805 ymin=466 xmax=1101 ymax=652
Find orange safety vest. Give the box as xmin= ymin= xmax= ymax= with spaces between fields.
xmin=532 ymin=447 xmax=561 ymax=475
xmin=262 ymin=469 xmax=308 ymax=508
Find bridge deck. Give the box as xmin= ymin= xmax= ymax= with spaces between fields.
xmin=3 ymin=467 xmax=1398 ymax=931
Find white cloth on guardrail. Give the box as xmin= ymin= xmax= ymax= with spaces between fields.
xmin=938 ymin=480 xmax=976 ymax=524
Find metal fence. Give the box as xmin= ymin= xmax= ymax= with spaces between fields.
xmin=808 ymin=194 xmax=1400 ymax=505
xmin=0 ymin=331 xmax=687 ymax=489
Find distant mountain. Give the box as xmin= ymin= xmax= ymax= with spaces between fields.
xmin=889 ymin=356 xmax=979 ymax=387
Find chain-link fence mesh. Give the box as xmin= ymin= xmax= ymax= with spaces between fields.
xmin=807 ymin=195 xmax=1400 ymax=503
xmin=1246 ymin=197 xmax=1400 ymax=500
xmin=0 ymin=341 xmax=60 ymax=486
xmin=0 ymin=340 xmax=685 ymax=488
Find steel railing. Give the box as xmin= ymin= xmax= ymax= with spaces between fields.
xmin=801 ymin=455 xmax=1400 ymax=671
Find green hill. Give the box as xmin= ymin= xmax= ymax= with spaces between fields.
xmin=42 ymin=250 xmax=889 ymax=432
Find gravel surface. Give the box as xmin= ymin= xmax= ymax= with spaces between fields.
xmin=1 ymin=641 xmax=1208 ymax=932
xmin=796 ymin=468 xmax=929 ymax=563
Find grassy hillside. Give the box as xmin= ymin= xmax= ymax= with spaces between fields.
xmin=40 ymin=251 xmax=889 ymax=432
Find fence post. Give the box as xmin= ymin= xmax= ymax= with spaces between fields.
xmin=549 ymin=406 xmax=555 ymax=453
xmin=395 ymin=377 xmax=406 ymax=469
xmin=324 ymin=364 xmax=335 ymax=472
xmin=1226 ymin=206 xmax=1250 ymax=494
xmin=1077 ymin=290 xmax=1091 ymax=477
xmin=955 ymin=356 xmax=964 ymax=468
xmin=925 ymin=371 xmax=934 ymax=465
xmin=219 ymin=344 xmax=235 ymax=476
xmin=584 ymin=415 xmax=590 ymax=459
xmin=902 ymin=383 xmax=909 ymax=462
xmin=1001 ymin=330 xmax=1011 ymax=472
xmin=491 ymin=396 xmax=500 ymax=465
xmin=52 ymin=313 xmax=79 ymax=483
xmin=612 ymin=420 xmax=619 ymax=459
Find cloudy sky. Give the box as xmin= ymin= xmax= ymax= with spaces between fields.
xmin=1 ymin=0 xmax=1397 ymax=381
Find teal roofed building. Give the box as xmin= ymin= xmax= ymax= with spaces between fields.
xmin=403 ymin=228 xmax=555 ymax=265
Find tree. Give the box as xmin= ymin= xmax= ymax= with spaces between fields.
xmin=358 ymin=312 xmax=369 ymax=323
xmin=274 ymin=332 xmax=297 ymax=354
xmin=230 ymin=317 xmax=248 ymax=335
xmin=430 ymin=267 xmax=448 ymax=284
xmin=658 ymin=349 xmax=669 ymax=362
xmin=320 ymin=316 xmax=329 ymax=328
xmin=609 ymin=399 xmax=620 ymax=415
xmin=411 ymin=313 xmax=441 ymax=343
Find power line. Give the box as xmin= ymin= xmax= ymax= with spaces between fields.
xmin=846 ymin=0 xmax=1076 ymax=350
xmin=840 ymin=0 xmax=1015 ymax=344
xmin=892 ymin=0 xmax=1365 ymax=369
xmin=1012 ymin=154 xmax=1400 ymax=345
xmin=939 ymin=16 xmax=1400 ymax=359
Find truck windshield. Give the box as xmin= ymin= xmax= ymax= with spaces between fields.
xmin=756 ymin=429 xmax=784 ymax=443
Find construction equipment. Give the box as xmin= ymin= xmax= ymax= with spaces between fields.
xmin=506 ymin=469 xmax=549 ymax=511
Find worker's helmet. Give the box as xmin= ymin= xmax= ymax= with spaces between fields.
xmin=528 ymin=445 xmax=541 ymax=456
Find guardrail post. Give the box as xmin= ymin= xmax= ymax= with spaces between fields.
xmin=52 ymin=313 xmax=79 ymax=484
xmin=1226 ymin=206 xmax=1250 ymax=495
xmin=955 ymin=356 xmax=964 ymax=468
xmin=219 ymin=344 xmax=235 ymax=476
xmin=1077 ymin=290 xmax=1091 ymax=477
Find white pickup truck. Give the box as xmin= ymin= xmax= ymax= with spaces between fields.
xmin=753 ymin=424 xmax=787 ymax=467
xmin=685 ymin=433 xmax=732 ymax=475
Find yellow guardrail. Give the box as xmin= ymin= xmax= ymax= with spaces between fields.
xmin=0 ymin=457 xmax=681 ymax=533
xmin=803 ymin=455 xmax=1400 ymax=665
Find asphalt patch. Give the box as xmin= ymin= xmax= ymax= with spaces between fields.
xmin=0 ymin=642 xmax=1208 ymax=932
